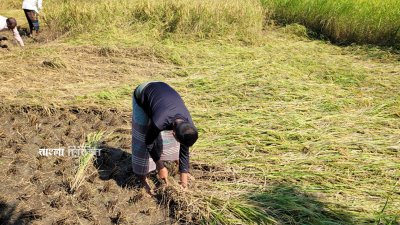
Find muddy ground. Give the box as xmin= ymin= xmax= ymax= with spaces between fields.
xmin=0 ymin=105 xmax=228 ymax=225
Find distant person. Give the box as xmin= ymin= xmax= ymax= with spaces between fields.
xmin=132 ymin=81 xmax=198 ymax=192
xmin=0 ymin=16 xmax=24 ymax=47
xmin=22 ymin=0 xmax=42 ymax=36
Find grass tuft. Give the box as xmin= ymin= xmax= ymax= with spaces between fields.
xmin=42 ymin=57 xmax=67 ymax=69
xmin=70 ymin=131 xmax=104 ymax=193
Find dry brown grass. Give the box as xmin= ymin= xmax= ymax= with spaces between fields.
xmin=0 ymin=44 xmax=173 ymax=107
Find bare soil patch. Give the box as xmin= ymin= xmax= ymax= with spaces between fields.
xmin=0 ymin=106 xmax=169 ymax=224
xmin=0 ymin=105 xmax=230 ymax=224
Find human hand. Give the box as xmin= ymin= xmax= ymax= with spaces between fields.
xmin=180 ymin=173 xmax=189 ymax=190
xmin=158 ymin=167 xmax=169 ymax=186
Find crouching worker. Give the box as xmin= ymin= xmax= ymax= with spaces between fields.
xmin=132 ymin=81 xmax=198 ymax=193
xmin=0 ymin=16 xmax=24 ymax=47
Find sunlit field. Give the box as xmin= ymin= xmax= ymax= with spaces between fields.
xmin=0 ymin=0 xmax=399 ymax=224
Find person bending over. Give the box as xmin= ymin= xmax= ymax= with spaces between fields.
xmin=0 ymin=16 xmax=24 ymax=47
xmin=132 ymin=81 xmax=198 ymax=191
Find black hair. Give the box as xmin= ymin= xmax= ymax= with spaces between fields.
xmin=175 ymin=122 xmax=198 ymax=147
xmin=6 ymin=18 xmax=17 ymax=29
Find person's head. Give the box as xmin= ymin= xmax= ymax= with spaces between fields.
xmin=6 ymin=18 xmax=17 ymax=30
xmin=173 ymin=120 xmax=198 ymax=147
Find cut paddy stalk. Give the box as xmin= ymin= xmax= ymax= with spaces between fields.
xmin=159 ymin=184 xmax=277 ymax=224
xmin=158 ymin=173 xmax=277 ymax=224
xmin=70 ymin=131 xmax=104 ymax=193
